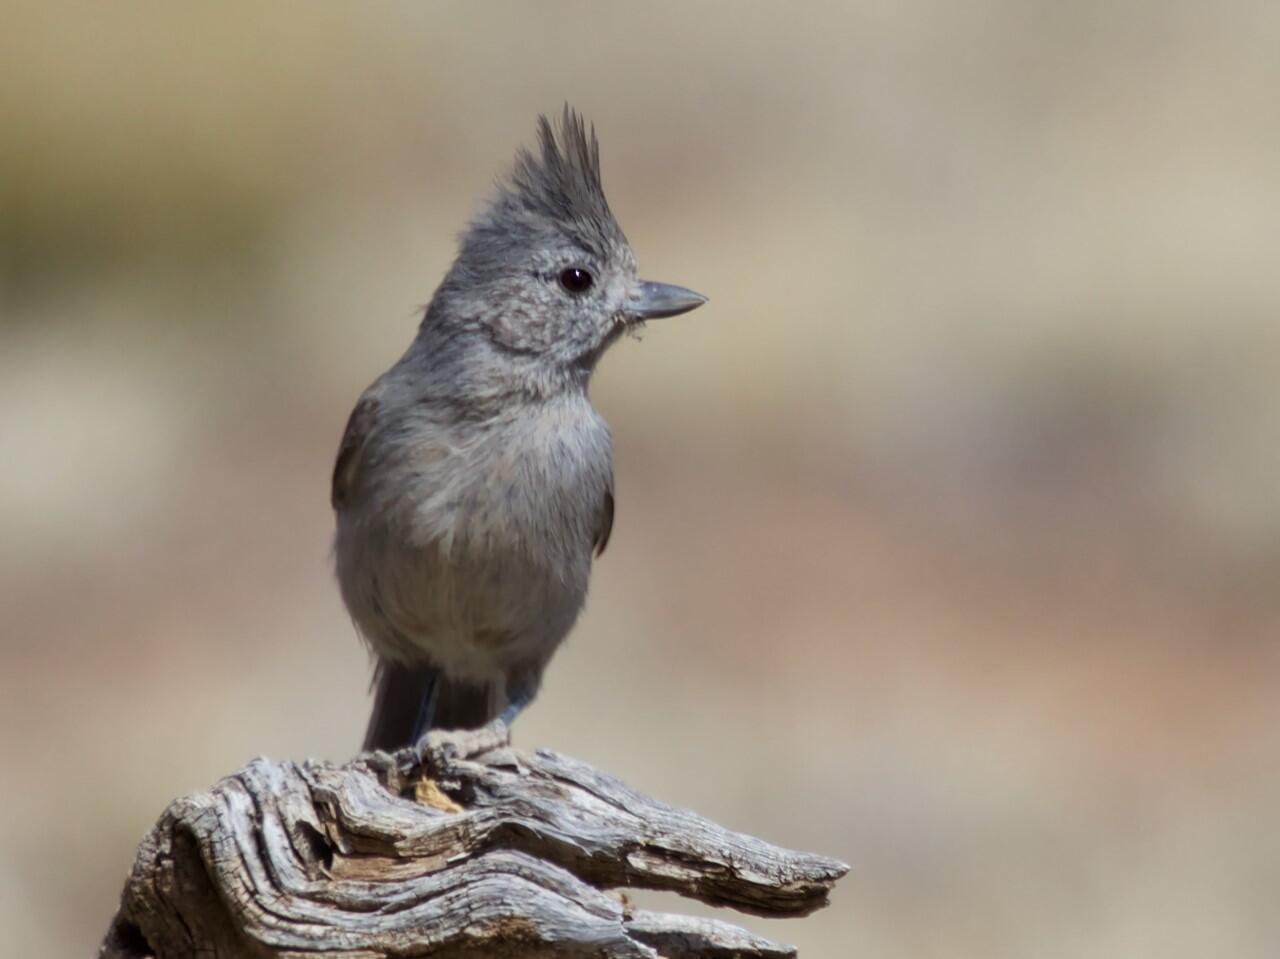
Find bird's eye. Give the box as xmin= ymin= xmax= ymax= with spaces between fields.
xmin=558 ymin=267 xmax=594 ymax=294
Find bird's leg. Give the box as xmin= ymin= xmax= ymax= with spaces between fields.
xmin=499 ymin=688 xmax=534 ymax=726
xmin=499 ymin=667 xmax=540 ymax=726
xmin=415 ymin=670 xmax=536 ymax=773
xmin=408 ymin=672 xmax=440 ymax=744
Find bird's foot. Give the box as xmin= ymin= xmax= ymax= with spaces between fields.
xmin=417 ymin=718 xmax=511 ymax=774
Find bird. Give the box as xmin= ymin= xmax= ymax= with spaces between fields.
xmin=332 ymin=107 xmax=706 ymax=752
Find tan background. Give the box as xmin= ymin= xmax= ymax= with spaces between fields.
xmin=3 ymin=3 xmax=1279 ymax=956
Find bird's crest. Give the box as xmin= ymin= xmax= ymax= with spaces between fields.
xmin=497 ymin=106 xmax=626 ymax=256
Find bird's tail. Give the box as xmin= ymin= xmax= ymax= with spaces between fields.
xmin=362 ymin=660 xmax=498 ymax=752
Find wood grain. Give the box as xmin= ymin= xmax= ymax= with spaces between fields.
xmin=100 ymin=728 xmax=847 ymax=958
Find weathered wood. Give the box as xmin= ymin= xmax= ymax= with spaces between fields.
xmin=100 ymin=727 xmax=846 ymax=958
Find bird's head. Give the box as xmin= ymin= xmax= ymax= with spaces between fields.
xmin=429 ymin=107 xmax=706 ymax=377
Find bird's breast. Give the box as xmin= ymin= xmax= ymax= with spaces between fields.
xmin=410 ymin=396 xmax=612 ymax=567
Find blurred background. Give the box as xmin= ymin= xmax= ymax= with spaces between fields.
xmin=3 ymin=2 xmax=1279 ymax=956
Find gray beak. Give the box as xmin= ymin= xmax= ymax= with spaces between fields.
xmin=626 ymin=281 xmax=708 ymax=321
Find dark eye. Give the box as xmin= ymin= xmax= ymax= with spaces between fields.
xmin=558 ymin=267 xmax=594 ymax=294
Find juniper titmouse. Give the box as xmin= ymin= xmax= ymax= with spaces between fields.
xmin=333 ymin=108 xmax=706 ymax=751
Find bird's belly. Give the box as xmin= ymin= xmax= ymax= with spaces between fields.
xmin=336 ymin=502 xmax=592 ymax=684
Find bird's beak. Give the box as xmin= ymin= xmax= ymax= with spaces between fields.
xmin=626 ymin=281 xmax=708 ymax=321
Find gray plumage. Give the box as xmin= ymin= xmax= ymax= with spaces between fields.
xmin=332 ymin=108 xmax=706 ymax=751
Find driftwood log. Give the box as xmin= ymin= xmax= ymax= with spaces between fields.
xmin=99 ymin=725 xmax=847 ymax=958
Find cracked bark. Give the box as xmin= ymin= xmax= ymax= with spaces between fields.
xmin=99 ymin=731 xmax=847 ymax=958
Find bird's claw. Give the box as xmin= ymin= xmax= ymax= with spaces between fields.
xmin=417 ymin=718 xmax=511 ymax=774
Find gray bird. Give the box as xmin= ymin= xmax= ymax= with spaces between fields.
xmin=333 ymin=108 xmax=706 ymax=752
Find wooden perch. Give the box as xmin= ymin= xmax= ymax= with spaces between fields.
xmin=99 ymin=727 xmax=847 ymax=958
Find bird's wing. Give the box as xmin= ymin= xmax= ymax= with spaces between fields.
xmin=593 ymin=487 xmax=614 ymax=557
xmin=332 ymin=395 xmax=379 ymax=510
